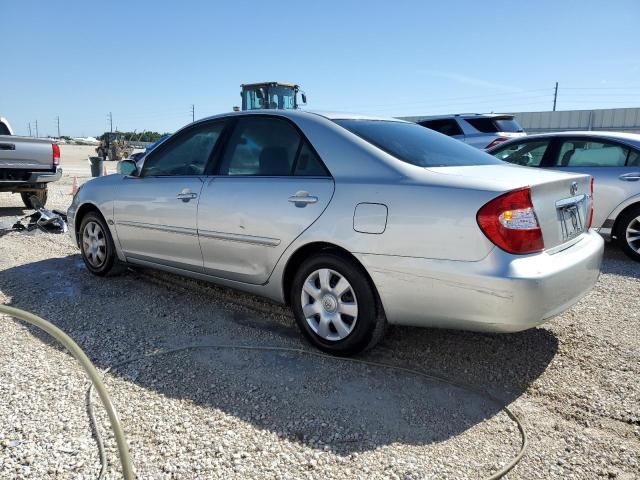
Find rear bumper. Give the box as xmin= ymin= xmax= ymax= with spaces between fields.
xmin=355 ymin=229 xmax=604 ymax=332
xmin=0 ymin=167 xmax=62 ymax=190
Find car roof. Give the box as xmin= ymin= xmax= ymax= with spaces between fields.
xmin=501 ymin=130 xmax=640 ymax=147
xmin=197 ymin=109 xmax=409 ymax=123
xmin=410 ymin=113 xmax=515 ymax=121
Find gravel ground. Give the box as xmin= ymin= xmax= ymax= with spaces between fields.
xmin=0 ymin=146 xmax=638 ymax=479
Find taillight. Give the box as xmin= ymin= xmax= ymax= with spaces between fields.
xmin=485 ymin=137 xmax=508 ymax=150
xmin=587 ymin=177 xmax=594 ymax=228
xmin=52 ymin=143 xmax=60 ymax=166
xmin=477 ymin=187 xmax=544 ymax=254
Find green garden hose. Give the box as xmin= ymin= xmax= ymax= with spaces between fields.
xmin=2 ymin=304 xmax=528 ymax=480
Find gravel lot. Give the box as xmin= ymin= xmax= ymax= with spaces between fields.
xmin=1 ymin=146 xmax=638 ymax=479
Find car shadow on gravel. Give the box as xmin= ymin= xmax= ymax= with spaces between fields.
xmin=1 ymin=255 xmax=559 ymax=455
xmin=600 ymin=244 xmax=640 ymax=279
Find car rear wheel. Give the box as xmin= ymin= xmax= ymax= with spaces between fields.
xmin=21 ymin=188 xmax=47 ymax=209
xmin=290 ymin=253 xmax=386 ymax=355
xmin=79 ymin=212 xmax=123 ymax=276
xmin=616 ymin=205 xmax=640 ymax=262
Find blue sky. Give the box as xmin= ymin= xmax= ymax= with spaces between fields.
xmin=2 ymin=0 xmax=639 ymax=136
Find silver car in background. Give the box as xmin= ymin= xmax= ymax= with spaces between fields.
xmin=488 ymin=131 xmax=640 ymax=261
xmin=68 ymin=110 xmax=603 ymax=355
xmin=412 ymin=113 xmax=526 ymax=149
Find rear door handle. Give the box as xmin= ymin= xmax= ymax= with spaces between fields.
xmin=176 ymin=189 xmax=198 ymax=201
xmin=619 ymin=173 xmax=640 ymax=181
xmin=0 ymin=143 xmax=16 ymax=151
xmin=288 ymin=191 xmax=318 ymax=206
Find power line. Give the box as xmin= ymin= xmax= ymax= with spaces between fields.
xmin=316 ymin=88 xmax=554 ymax=111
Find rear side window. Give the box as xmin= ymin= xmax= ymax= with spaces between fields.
xmin=335 ymin=119 xmax=503 ymax=167
xmin=465 ymin=117 xmax=523 ymax=133
xmin=218 ymin=117 xmax=330 ymax=176
xmin=0 ymin=122 xmax=10 ymax=136
xmin=554 ymin=140 xmax=628 ymax=167
xmin=491 ymin=140 xmax=551 ymax=167
xmin=627 ymin=149 xmax=640 ymax=166
xmin=418 ymin=119 xmax=463 ymax=136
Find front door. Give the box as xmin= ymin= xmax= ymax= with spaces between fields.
xmin=197 ymin=116 xmax=334 ymax=284
xmin=113 ymin=120 xmax=225 ymax=272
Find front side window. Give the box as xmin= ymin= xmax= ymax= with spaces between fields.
xmin=335 ymin=119 xmax=503 ymax=167
xmin=142 ymin=122 xmax=224 ymax=176
xmin=491 ymin=140 xmax=551 ymax=167
xmin=554 ymin=140 xmax=628 ymax=167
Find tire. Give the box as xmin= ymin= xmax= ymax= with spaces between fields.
xmin=79 ymin=212 xmax=123 ymax=276
xmin=21 ymin=188 xmax=48 ymax=209
xmin=615 ymin=205 xmax=640 ymax=262
xmin=290 ymin=253 xmax=386 ymax=355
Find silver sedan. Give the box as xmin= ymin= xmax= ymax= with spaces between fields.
xmin=68 ymin=110 xmax=604 ymax=355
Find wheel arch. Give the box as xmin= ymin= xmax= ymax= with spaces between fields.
xmin=612 ymin=200 xmax=640 ymax=239
xmin=74 ymin=203 xmax=105 ymax=243
xmin=281 ymin=241 xmax=386 ymax=317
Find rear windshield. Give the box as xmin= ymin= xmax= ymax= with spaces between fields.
xmin=465 ymin=117 xmax=523 ymax=133
xmin=0 ymin=122 xmax=11 ymax=136
xmin=334 ymin=119 xmax=503 ymax=167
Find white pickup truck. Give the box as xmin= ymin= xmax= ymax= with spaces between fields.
xmin=0 ymin=116 xmax=61 ymax=208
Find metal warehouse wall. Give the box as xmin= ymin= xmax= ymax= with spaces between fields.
xmin=509 ymin=107 xmax=640 ymax=134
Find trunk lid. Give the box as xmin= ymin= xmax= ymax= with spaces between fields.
xmin=426 ymin=164 xmax=592 ymax=251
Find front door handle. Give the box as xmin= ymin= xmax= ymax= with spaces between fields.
xmin=288 ymin=191 xmax=318 ymax=206
xmin=176 ymin=189 xmax=198 ymax=201
xmin=619 ymin=172 xmax=640 ymax=182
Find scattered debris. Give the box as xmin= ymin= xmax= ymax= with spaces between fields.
xmin=1 ymin=208 xmax=67 ymax=236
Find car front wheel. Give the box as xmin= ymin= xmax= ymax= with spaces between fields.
xmin=291 ymin=253 xmax=386 ymax=355
xmin=79 ymin=212 xmax=122 ymax=276
xmin=617 ymin=205 xmax=640 ymax=262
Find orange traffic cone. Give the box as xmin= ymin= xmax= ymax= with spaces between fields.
xmin=70 ymin=176 xmax=79 ymax=196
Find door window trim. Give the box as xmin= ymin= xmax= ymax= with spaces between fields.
xmin=140 ymin=119 xmax=228 ymax=178
xmin=206 ymin=114 xmax=332 ymax=178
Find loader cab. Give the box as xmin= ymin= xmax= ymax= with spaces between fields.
xmin=240 ymin=82 xmax=307 ymax=111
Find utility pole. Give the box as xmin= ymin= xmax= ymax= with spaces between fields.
xmin=35 ymin=120 xmax=39 ymax=138
xmin=108 ymin=112 xmax=113 ymax=133
xmin=56 ymin=116 xmax=60 ymax=137
xmin=28 ymin=123 xmax=32 ymax=137
xmin=191 ymin=104 xmax=195 ymax=122
xmin=553 ymin=82 xmax=558 ymax=112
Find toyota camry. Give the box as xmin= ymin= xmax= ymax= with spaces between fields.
xmin=68 ymin=110 xmax=604 ymax=355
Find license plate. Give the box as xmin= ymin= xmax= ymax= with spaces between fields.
xmin=560 ymin=205 xmax=584 ymax=240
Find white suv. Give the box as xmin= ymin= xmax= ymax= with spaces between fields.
xmin=414 ymin=113 xmax=526 ymax=150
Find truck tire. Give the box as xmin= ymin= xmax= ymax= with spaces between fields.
xmin=21 ymin=188 xmax=48 ymax=209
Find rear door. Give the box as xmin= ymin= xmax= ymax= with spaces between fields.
xmin=544 ymin=137 xmax=640 ymax=229
xmin=197 ymin=116 xmax=334 ymax=284
xmin=113 ymin=120 xmax=225 ymax=272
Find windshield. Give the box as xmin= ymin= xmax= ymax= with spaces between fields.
xmin=334 ymin=119 xmax=504 ymax=167
xmin=267 ymin=86 xmax=296 ymax=109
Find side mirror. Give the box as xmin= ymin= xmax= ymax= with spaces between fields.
xmin=117 ymin=159 xmax=138 ymax=176
xmin=300 ymin=92 xmax=307 ymax=105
